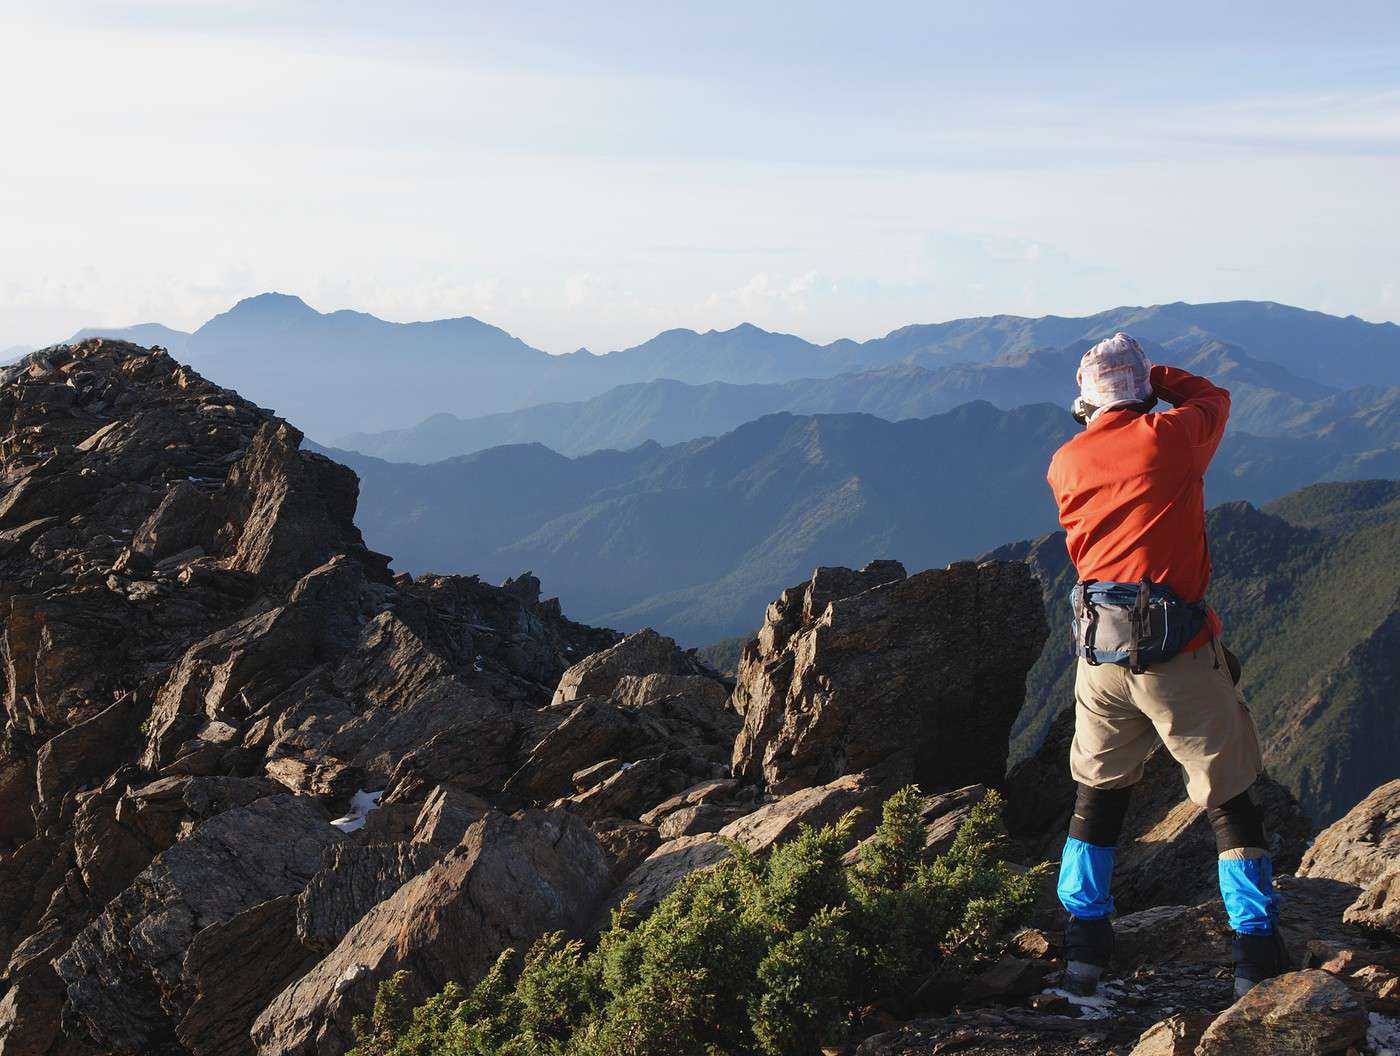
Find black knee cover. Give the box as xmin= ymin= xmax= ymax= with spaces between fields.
xmin=1208 ymin=789 xmax=1268 ymax=853
xmin=1068 ymin=784 xmax=1133 ymax=847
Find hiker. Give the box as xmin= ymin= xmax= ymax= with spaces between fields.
xmin=1045 ymin=333 xmax=1288 ymax=1000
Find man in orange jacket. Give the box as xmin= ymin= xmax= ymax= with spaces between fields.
xmin=1046 ymin=333 xmax=1288 ymax=1000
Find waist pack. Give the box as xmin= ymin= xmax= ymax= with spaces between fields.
xmin=1070 ymin=578 xmax=1209 ymax=673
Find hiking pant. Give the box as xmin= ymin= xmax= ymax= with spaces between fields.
xmin=1069 ymin=636 xmax=1261 ymax=809
xmin=1058 ymin=639 xmax=1278 ymax=938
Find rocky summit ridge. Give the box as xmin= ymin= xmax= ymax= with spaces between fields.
xmin=0 ymin=339 xmax=1395 ymax=1056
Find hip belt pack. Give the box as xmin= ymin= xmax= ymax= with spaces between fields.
xmin=1070 ymin=578 xmax=1208 ymax=673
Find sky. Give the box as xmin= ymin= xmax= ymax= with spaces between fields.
xmin=2 ymin=1 xmax=1399 ymax=354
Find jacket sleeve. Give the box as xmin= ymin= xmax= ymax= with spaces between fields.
xmin=1150 ymin=365 xmax=1230 ymax=473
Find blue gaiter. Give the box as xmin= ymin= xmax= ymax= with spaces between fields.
xmin=1058 ymin=836 xmax=1116 ymax=919
xmin=1219 ymin=855 xmax=1280 ymax=935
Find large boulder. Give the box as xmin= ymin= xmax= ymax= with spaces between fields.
xmin=551 ymin=628 xmax=721 ymax=706
xmin=1127 ymin=1012 xmax=1214 ymax=1056
xmin=252 ymin=809 xmax=612 ymax=1056
xmin=210 ymin=420 xmax=384 ymax=588
xmin=731 ymin=560 xmax=1048 ymax=794
xmin=176 ymin=894 xmax=321 ymax=1056
xmin=595 ymin=833 xmax=733 ymax=927
xmin=56 ymin=795 xmax=342 ymax=1054
xmin=1301 ymin=779 xmax=1400 ymax=940
xmin=1299 ymin=778 xmax=1400 ymax=887
xmin=1194 ymin=969 xmax=1368 ymax=1055
xmin=1 ymin=588 xmax=131 ymax=735
xmin=506 ymin=684 xmax=737 ymax=807
xmin=131 ymin=479 xmax=214 ymax=561
xmin=295 ymin=843 xmax=447 ymax=955
xmin=1343 ymin=866 xmax=1400 ymax=935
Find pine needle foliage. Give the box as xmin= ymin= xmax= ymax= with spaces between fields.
xmin=349 ymin=788 xmax=1045 ymax=1056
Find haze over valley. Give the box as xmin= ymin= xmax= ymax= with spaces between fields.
xmin=71 ymin=294 xmax=1400 ymax=643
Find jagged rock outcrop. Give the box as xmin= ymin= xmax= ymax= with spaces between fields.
xmin=294 ymin=843 xmax=447 ymax=955
xmin=177 ymin=895 xmax=319 ymax=1056
xmin=1301 ymin=778 xmax=1400 ymax=938
xmin=56 ymin=795 xmax=343 ymax=1053
xmin=504 ymin=634 xmax=737 ymax=827
xmin=732 ymin=559 xmax=1048 ymax=794
xmin=550 ymin=627 xmax=724 ymax=705
xmin=0 ymin=342 xmax=618 ymax=1056
xmin=1195 ymin=969 xmax=1368 ymax=1055
xmin=251 ymin=809 xmax=612 ymax=1056
xmin=1300 ymin=778 xmax=1400 ymax=887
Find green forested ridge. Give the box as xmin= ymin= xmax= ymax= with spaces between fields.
xmin=347 ymin=790 xmax=1043 ymax=1056
xmin=995 ymin=479 xmax=1400 ymax=824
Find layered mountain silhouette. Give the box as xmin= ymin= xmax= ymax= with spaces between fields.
xmin=337 ymin=338 xmax=1378 ymax=462
xmin=992 ymin=479 xmax=1400 ymax=825
xmin=72 ymin=295 xmax=1400 ymax=441
xmin=320 ymin=403 xmax=1076 ymax=644
xmin=322 ymin=394 xmax=1400 ymax=646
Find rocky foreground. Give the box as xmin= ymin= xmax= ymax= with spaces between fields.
xmin=0 ymin=340 xmax=1395 ymax=1056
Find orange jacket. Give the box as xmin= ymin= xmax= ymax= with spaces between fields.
xmin=1047 ymin=365 xmax=1229 ymax=649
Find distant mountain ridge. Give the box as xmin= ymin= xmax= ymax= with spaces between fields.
xmin=336 ymin=337 xmax=1365 ymax=462
xmin=70 ymin=295 xmax=1400 ymax=441
xmin=319 ymin=390 xmax=1400 ymax=646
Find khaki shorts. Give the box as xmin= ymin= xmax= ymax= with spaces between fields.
xmin=1070 ymin=636 xmax=1263 ymax=809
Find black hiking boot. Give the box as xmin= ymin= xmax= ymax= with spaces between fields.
xmin=1064 ymin=915 xmax=1114 ymax=997
xmin=1233 ymin=929 xmax=1292 ymax=999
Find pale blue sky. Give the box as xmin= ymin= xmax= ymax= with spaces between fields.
xmin=3 ymin=1 xmax=1398 ymax=352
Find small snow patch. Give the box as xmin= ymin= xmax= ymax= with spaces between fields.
xmin=1040 ymin=980 xmax=1127 ymax=1020
xmin=330 ymin=789 xmax=383 ymax=834
xmin=1371 ymin=1013 xmax=1400 ymax=1056
xmin=336 ymin=964 xmax=370 ymax=994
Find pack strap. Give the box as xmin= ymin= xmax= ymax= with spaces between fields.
xmin=1074 ymin=582 xmax=1101 ymax=665
xmin=1129 ymin=578 xmax=1151 ymax=674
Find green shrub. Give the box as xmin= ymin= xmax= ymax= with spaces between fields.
xmin=348 ymin=788 xmax=1046 ymax=1056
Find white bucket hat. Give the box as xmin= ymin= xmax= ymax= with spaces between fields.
xmin=1078 ymin=332 xmax=1153 ymax=413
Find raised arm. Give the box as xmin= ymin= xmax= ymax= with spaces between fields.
xmin=1150 ymin=364 xmax=1231 ymax=472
